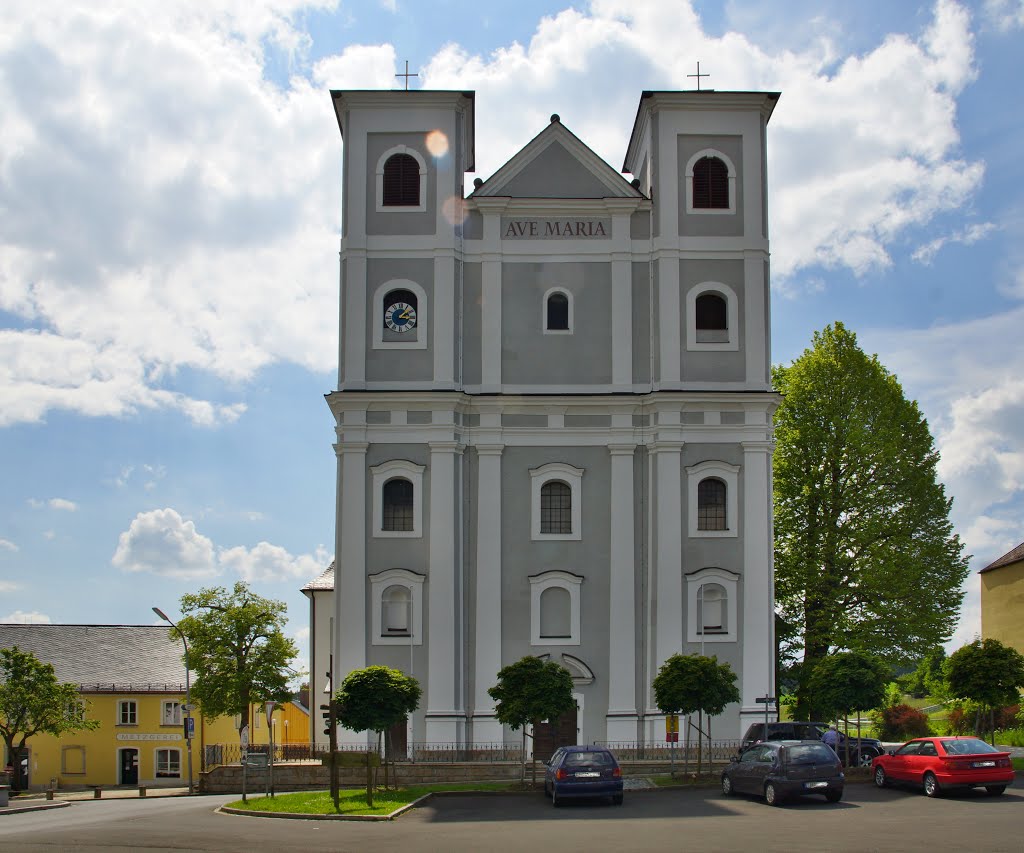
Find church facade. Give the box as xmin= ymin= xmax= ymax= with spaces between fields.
xmin=326 ymin=88 xmax=780 ymax=749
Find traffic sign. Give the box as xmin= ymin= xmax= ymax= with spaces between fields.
xmin=665 ymin=713 xmax=679 ymax=742
xmin=755 ymin=696 xmax=777 ymax=704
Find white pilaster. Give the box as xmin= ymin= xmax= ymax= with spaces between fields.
xmin=653 ymin=439 xmax=684 ymax=672
xmin=607 ymin=443 xmax=638 ymax=742
xmin=473 ymin=444 xmax=504 ymax=744
xmin=426 ymin=441 xmax=463 ymax=742
xmin=477 ymin=199 xmax=507 ymax=391
xmin=609 ymin=205 xmax=634 ymax=388
xmin=342 ymin=251 xmax=367 ymax=387
xmin=657 ymin=258 xmax=681 ymax=385
xmin=739 ymin=440 xmax=775 ymax=737
xmin=335 ymin=438 xmax=369 ymax=746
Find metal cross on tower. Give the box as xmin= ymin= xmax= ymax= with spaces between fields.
xmin=396 ymin=60 xmax=418 ymax=91
xmin=687 ymin=61 xmax=710 ymax=91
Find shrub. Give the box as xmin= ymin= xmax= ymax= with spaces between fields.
xmin=872 ymin=703 xmax=931 ymax=740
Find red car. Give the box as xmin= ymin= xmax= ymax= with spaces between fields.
xmin=872 ymin=737 xmax=1015 ymax=797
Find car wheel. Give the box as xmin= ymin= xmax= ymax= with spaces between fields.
xmin=923 ymin=772 xmax=941 ymax=798
xmin=765 ymin=782 xmax=783 ymax=807
xmin=858 ymin=752 xmax=874 ymax=768
xmin=543 ymin=781 xmax=550 ymax=798
xmin=551 ymin=789 xmax=560 ymax=808
xmin=874 ymin=766 xmax=888 ymax=788
xmin=612 ymin=794 xmax=624 ymax=805
xmin=721 ymin=774 xmax=733 ymax=796
xmin=825 ymin=789 xmax=843 ymax=803
xmin=985 ymin=785 xmax=1006 ymax=796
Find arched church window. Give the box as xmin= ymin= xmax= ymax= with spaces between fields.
xmin=382 ymin=478 xmax=414 ymax=531
xmin=540 ymin=481 xmax=572 ymax=534
xmin=539 ymin=586 xmax=572 ymax=638
xmin=546 ymin=292 xmax=569 ymax=330
xmin=692 ymin=156 xmax=729 ymax=209
xmin=381 ymin=585 xmax=411 ymax=635
xmin=698 ymin=583 xmax=727 ymax=633
xmin=697 ymin=478 xmax=727 ymax=531
xmin=382 ymin=153 xmax=420 ymax=206
xmin=695 ymin=293 xmax=727 ymax=331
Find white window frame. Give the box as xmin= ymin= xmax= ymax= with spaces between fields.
xmin=161 ymin=701 xmax=182 ymax=726
xmin=686 ymin=567 xmax=739 ymax=643
xmin=530 ymin=462 xmax=584 ymax=541
xmin=686 ymin=282 xmax=739 ymax=351
xmin=372 ymin=279 xmax=428 ymax=350
xmin=154 ymin=747 xmax=182 ymax=778
xmin=371 ymin=459 xmax=425 ymax=538
xmin=529 ymin=570 xmax=583 ymax=646
xmin=375 ymin=145 xmax=427 ymax=213
xmin=684 ymin=148 xmax=737 ymax=215
xmin=686 ymin=460 xmax=740 ymax=538
xmin=370 ymin=568 xmax=425 ymax=646
xmin=541 ymin=287 xmax=573 ymax=335
xmin=117 ymin=699 xmax=137 ymax=726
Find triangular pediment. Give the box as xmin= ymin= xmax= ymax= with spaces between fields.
xmin=473 ymin=119 xmax=640 ymax=200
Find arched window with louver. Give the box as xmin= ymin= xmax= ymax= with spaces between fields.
xmin=692 ymin=155 xmax=729 ymax=209
xmin=382 ymin=153 xmax=421 ymax=206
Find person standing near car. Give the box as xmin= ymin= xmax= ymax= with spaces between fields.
xmin=822 ymin=725 xmax=840 ymax=752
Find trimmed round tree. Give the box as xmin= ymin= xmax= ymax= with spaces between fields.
xmin=945 ymin=639 xmax=1024 ymax=742
xmin=806 ymin=651 xmax=890 ymax=763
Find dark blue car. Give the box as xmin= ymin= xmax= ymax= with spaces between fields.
xmin=543 ymin=745 xmax=624 ymax=806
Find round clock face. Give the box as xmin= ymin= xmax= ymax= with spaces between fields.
xmin=384 ymin=301 xmax=417 ymax=332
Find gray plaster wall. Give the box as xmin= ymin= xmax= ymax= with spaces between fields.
xmin=365 ymin=257 xmax=435 ymax=383
xmin=501 ymin=261 xmax=613 ymax=386
xmin=462 ymin=262 xmax=482 ymax=385
xmin=680 ymin=258 xmax=746 ymax=383
xmin=651 ymin=113 xmax=661 ymax=239
xmin=499 ymin=445 xmax=613 ymax=744
xmin=630 ymin=210 xmax=650 ymax=240
xmin=632 ymin=262 xmax=651 ymax=384
xmin=677 ymin=134 xmax=744 ymax=238
xmin=499 ymin=142 xmax=615 ymax=199
xmin=365 ymin=132 xmax=438 ymax=236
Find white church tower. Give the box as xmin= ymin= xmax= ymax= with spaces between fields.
xmin=326 ymin=88 xmax=780 ymax=751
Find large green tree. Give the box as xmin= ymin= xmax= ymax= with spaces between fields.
xmin=176 ymin=582 xmax=296 ymax=741
xmin=488 ymin=656 xmax=575 ymax=784
xmin=772 ymin=323 xmax=969 ymax=714
xmin=945 ymin=639 xmax=1024 ymax=740
xmin=1 ymin=646 xmax=99 ymax=791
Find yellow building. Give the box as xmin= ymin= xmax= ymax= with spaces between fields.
xmin=0 ymin=624 xmax=307 ymax=790
xmin=980 ymin=540 xmax=1024 ymax=655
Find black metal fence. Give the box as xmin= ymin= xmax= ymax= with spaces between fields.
xmin=202 ymin=739 xmax=740 ymax=770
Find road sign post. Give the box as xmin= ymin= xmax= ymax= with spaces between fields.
xmin=755 ymin=696 xmax=777 ymax=733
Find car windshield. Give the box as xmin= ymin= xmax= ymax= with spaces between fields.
xmin=564 ymin=751 xmax=614 ymax=767
xmin=784 ymin=744 xmax=837 ymax=764
xmin=941 ymin=739 xmax=999 ymax=755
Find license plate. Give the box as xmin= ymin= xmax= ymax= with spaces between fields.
xmin=804 ymin=781 xmax=828 ymax=789
xmin=575 ymin=772 xmax=600 ymax=778
xmin=972 ymin=761 xmax=996 ymax=768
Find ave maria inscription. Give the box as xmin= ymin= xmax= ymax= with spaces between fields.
xmin=502 ymin=218 xmax=610 ymax=240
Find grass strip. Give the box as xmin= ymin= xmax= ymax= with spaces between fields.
xmin=225 ymin=782 xmax=519 ymax=816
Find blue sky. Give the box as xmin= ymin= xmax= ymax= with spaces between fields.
xmin=2 ymin=0 xmax=1023 ymax=673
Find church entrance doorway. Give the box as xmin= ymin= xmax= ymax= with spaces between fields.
xmin=532 ymin=705 xmax=578 ymax=762
xmin=119 ymin=748 xmax=139 ymax=785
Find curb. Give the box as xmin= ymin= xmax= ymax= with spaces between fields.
xmin=0 ymin=801 xmax=72 ymax=816
xmin=218 ymin=793 xmax=433 ymax=821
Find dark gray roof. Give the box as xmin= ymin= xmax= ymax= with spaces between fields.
xmin=301 ymin=562 xmax=334 ymax=592
xmin=0 ymin=624 xmax=187 ymax=691
xmin=980 ymin=540 xmax=1024 ymax=574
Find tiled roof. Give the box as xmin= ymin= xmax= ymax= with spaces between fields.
xmin=0 ymin=624 xmax=187 ymax=690
xmin=980 ymin=540 xmax=1024 ymax=574
xmin=301 ymin=561 xmax=334 ymax=592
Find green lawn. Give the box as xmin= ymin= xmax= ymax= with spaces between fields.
xmin=225 ymin=782 xmax=519 ymax=816
xmin=1012 ymin=758 xmax=1024 ymax=773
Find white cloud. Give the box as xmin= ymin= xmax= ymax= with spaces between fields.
xmin=220 ymin=542 xmax=330 ymax=582
xmin=112 ymin=508 xmax=220 ymax=580
xmin=27 ymin=497 xmax=79 ymax=511
xmin=111 ymin=507 xmax=329 ymax=582
xmin=984 ymin=0 xmax=1024 ymax=30
xmin=0 ymin=538 xmax=18 ymax=552
xmin=2 ymin=610 xmax=51 ymax=624
xmin=0 ymin=1 xmax=987 ymax=426
xmin=0 ymin=580 xmax=21 ymax=591
xmin=294 ymin=626 xmax=310 ymax=642
xmin=912 ymin=222 xmax=998 ymax=264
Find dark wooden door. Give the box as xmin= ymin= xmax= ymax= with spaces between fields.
xmin=532 ymin=705 xmax=578 ymax=762
xmin=387 ymin=717 xmax=407 ymax=759
xmin=120 ymin=748 xmax=138 ymax=785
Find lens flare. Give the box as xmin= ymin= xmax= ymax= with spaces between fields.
xmin=425 ymin=129 xmax=449 ymax=158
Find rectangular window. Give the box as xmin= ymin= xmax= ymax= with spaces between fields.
xmin=118 ymin=700 xmax=138 ymax=726
xmin=162 ymin=701 xmax=182 ymax=726
xmin=155 ymin=749 xmax=181 ymax=778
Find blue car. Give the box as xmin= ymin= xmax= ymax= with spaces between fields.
xmin=543 ymin=745 xmax=624 ymax=806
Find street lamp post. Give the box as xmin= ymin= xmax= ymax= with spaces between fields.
xmin=153 ymin=606 xmax=194 ymax=796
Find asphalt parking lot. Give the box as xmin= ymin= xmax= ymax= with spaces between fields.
xmin=0 ymin=782 xmax=1021 ymax=852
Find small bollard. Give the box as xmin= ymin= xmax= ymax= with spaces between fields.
xmin=93 ymin=787 xmax=102 ymax=799
xmin=46 ymin=789 xmax=55 ymax=800
xmin=138 ymin=786 xmax=147 ymax=797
